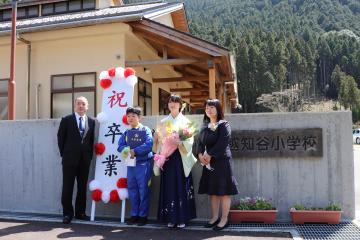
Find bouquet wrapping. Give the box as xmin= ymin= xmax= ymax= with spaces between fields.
xmin=154 ymin=122 xmax=197 ymax=170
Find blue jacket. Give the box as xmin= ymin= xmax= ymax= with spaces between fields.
xmin=117 ymin=124 xmax=153 ymax=163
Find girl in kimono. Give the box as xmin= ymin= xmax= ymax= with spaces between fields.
xmin=153 ymin=94 xmax=197 ymax=228
xmin=196 ymin=99 xmax=238 ymax=231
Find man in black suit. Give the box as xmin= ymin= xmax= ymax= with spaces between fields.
xmin=57 ymin=96 xmax=95 ymax=224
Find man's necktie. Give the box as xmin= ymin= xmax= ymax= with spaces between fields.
xmin=79 ymin=116 xmax=85 ymax=139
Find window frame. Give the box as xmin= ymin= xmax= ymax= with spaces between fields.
xmin=68 ymin=0 xmax=82 ymax=12
xmin=0 ymin=78 xmax=8 ymax=97
xmin=41 ymin=3 xmax=55 ymax=16
xmin=54 ymin=1 xmax=68 ymax=14
xmin=50 ymin=72 xmax=96 ymax=118
xmin=0 ymin=78 xmax=9 ymax=120
xmin=1 ymin=9 xmax=12 ymax=21
xmin=158 ymin=88 xmax=170 ymax=115
xmin=27 ymin=5 xmax=40 ymax=18
xmin=41 ymin=0 xmax=95 ymax=16
xmin=137 ymin=78 xmax=152 ymax=116
xmin=16 ymin=7 xmax=27 ymax=19
xmin=0 ymin=0 xmax=96 ymax=22
xmin=0 ymin=6 xmax=40 ymax=21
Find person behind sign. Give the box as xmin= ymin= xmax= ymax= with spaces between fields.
xmin=153 ymin=94 xmax=197 ymax=229
xmin=196 ymin=99 xmax=238 ymax=231
xmin=57 ymin=96 xmax=95 ymax=224
xmin=117 ymin=106 xmax=153 ymax=226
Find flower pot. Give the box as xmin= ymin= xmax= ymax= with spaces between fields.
xmin=290 ymin=209 xmax=342 ymax=224
xmin=229 ymin=210 xmax=278 ymax=224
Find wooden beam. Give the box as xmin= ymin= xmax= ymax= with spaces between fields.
xmin=220 ymin=82 xmax=226 ymax=112
xmin=125 ymin=58 xmax=199 ymax=67
xmin=163 ymin=46 xmax=168 ymax=60
xmin=182 ymin=94 xmax=205 ymax=97
xmin=170 ymin=87 xmax=208 ymax=92
xmin=183 ymin=65 xmax=207 ymax=76
xmin=209 ymin=66 xmax=216 ymax=99
xmin=130 ymin=20 xmax=228 ymax=56
xmin=215 ymin=63 xmax=221 ymax=86
xmin=181 ymin=94 xmax=208 ymax=98
xmin=189 ymin=103 xmax=205 ymax=106
xmin=143 ymin=36 xmax=210 ymax=59
xmin=153 ymin=75 xmax=208 ymax=83
xmin=171 ymin=9 xmax=189 ymax=32
xmin=183 ymin=96 xmax=208 ymax=101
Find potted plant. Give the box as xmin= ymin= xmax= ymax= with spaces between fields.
xmin=290 ymin=203 xmax=342 ymax=224
xmin=229 ymin=197 xmax=278 ymax=224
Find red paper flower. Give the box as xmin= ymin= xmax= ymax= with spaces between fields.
xmin=100 ymin=78 xmax=112 ymax=89
xmin=94 ymin=143 xmax=105 ymax=155
xmin=108 ymin=67 xmax=116 ymax=77
xmin=117 ymin=178 xmax=127 ymax=188
xmin=124 ymin=68 xmax=135 ymax=78
xmin=110 ymin=189 xmax=120 ymax=203
xmin=122 ymin=114 xmax=128 ymax=125
xmin=92 ymin=189 xmax=102 ymax=202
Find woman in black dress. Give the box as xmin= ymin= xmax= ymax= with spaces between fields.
xmin=196 ymin=99 xmax=238 ymax=231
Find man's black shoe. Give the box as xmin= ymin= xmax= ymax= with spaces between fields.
xmin=63 ymin=215 xmax=72 ymax=224
xmin=137 ymin=217 xmax=147 ymax=226
xmin=75 ymin=214 xmax=90 ymax=221
xmin=126 ymin=216 xmax=138 ymax=225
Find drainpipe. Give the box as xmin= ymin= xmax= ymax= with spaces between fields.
xmin=17 ymin=35 xmax=31 ymax=119
xmin=8 ymin=0 xmax=18 ymax=120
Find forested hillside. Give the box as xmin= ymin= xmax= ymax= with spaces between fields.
xmin=125 ymin=0 xmax=360 ymax=114
xmin=176 ymin=0 xmax=360 ymax=114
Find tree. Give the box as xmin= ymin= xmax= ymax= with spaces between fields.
xmin=169 ymin=0 xmax=360 ymax=112
xmin=339 ymin=74 xmax=360 ymax=109
xmin=274 ymin=64 xmax=287 ymax=91
xmin=330 ymin=65 xmax=344 ymax=97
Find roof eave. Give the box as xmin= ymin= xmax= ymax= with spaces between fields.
xmin=0 ymin=13 xmax=144 ymax=37
xmin=143 ymin=3 xmax=183 ymax=20
xmin=0 ymin=2 xmax=185 ymax=37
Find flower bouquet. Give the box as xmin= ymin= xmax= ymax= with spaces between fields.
xmin=154 ymin=121 xmax=197 ymax=170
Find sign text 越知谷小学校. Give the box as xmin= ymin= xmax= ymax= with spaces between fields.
xmin=229 ymin=128 xmax=323 ymax=158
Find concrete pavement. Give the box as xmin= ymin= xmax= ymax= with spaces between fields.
xmin=0 ymin=219 xmax=292 ymax=240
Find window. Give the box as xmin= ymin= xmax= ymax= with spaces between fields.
xmin=54 ymin=2 xmax=67 ymax=13
xmin=17 ymin=8 xmax=26 ymax=19
xmin=159 ymin=88 xmax=170 ymax=115
xmin=69 ymin=0 xmax=82 ymax=11
xmin=83 ymin=0 xmax=96 ymax=9
xmin=138 ymin=78 xmax=152 ymax=116
xmin=28 ymin=6 xmax=39 ymax=17
xmin=41 ymin=0 xmax=95 ymax=16
xmin=0 ymin=6 xmax=40 ymax=21
xmin=0 ymin=79 xmax=8 ymax=120
xmin=51 ymin=73 xmax=96 ymax=118
xmin=42 ymin=3 xmax=54 ymax=15
xmin=2 ymin=9 xmax=11 ymax=21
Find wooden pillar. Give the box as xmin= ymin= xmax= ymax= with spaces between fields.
xmin=220 ymin=83 xmax=226 ymax=112
xmin=208 ymin=61 xmax=216 ymax=99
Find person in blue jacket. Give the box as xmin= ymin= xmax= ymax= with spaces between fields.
xmin=117 ymin=106 xmax=153 ymax=226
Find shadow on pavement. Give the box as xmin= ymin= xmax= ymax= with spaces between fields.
xmin=0 ymin=219 xmax=292 ymax=240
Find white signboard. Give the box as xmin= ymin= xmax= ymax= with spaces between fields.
xmin=88 ymin=67 xmax=138 ymax=222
